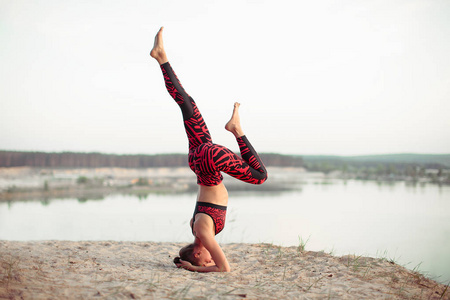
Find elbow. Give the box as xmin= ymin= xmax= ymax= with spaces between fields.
xmin=221 ymin=266 xmax=231 ymax=272
xmin=216 ymin=264 xmax=231 ymax=272
xmin=221 ymin=263 xmax=231 ymax=272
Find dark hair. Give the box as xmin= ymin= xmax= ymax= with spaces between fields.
xmin=174 ymin=243 xmax=200 ymax=266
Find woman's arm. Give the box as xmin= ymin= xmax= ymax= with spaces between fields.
xmin=177 ymin=260 xmax=227 ymax=273
xmin=177 ymin=221 xmax=231 ymax=272
xmin=197 ymin=222 xmax=231 ymax=272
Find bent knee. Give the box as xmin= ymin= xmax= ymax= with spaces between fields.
xmin=254 ymin=171 xmax=268 ymax=185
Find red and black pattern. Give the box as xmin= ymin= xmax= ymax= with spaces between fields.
xmin=160 ymin=62 xmax=268 ymax=186
xmin=192 ymin=202 xmax=227 ymax=235
xmin=161 ymin=63 xmax=212 ymax=150
xmin=190 ymin=141 xmax=267 ymax=185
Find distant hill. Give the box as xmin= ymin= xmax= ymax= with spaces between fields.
xmin=302 ymin=153 xmax=450 ymax=168
xmin=0 ymin=151 xmax=303 ymax=168
xmin=1 ymin=151 xmax=448 ymax=169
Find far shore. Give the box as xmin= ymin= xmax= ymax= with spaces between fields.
xmin=0 ymin=167 xmax=304 ymax=202
xmin=1 ymin=166 xmax=446 ymax=202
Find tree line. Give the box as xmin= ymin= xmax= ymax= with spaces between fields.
xmin=0 ymin=151 xmax=304 ymax=168
xmin=304 ymin=159 xmax=445 ymax=175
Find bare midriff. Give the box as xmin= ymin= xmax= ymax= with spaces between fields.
xmin=196 ymin=182 xmax=228 ymax=206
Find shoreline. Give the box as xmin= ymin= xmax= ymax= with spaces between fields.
xmin=1 ymin=241 xmax=448 ymax=299
xmin=1 ymin=166 xmax=447 ymax=203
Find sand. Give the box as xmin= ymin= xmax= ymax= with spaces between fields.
xmin=0 ymin=241 xmax=448 ymax=299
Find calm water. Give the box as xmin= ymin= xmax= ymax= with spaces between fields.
xmin=1 ymin=180 xmax=449 ymax=283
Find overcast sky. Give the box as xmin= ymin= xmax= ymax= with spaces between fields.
xmin=1 ymin=0 xmax=449 ymax=156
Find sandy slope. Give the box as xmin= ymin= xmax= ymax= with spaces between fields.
xmin=0 ymin=241 xmax=448 ymax=299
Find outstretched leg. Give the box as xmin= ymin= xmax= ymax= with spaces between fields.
xmin=150 ymin=27 xmax=212 ymax=151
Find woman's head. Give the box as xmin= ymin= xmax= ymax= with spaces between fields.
xmin=178 ymin=243 xmax=200 ymax=266
xmin=175 ymin=243 xmax=214 ymax=266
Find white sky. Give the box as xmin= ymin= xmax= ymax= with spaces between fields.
xmin=1 ymin=0 xmax=449 ymax=156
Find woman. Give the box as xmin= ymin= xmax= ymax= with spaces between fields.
xmin=150 ymin=27 xmax=268 ymax=272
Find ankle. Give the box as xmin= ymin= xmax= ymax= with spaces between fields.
xmin=157 ymin=56 xmax=168 ymax=65
xmin=150 ymin=50 xmax=168 ymax=64
xmin=232 ymin=128 xmax=244 ymax=138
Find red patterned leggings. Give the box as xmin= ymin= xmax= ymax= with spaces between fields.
xmin=160 ymin=62 xmax=267 ymax=186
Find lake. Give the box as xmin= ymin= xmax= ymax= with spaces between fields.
xmin=1 ymin=178 xmax=449 ymax=284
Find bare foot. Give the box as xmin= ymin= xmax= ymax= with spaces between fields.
xmin=150 ymin=27 xmax=168 ymax=65
xmin=225 ymin=102 xmax=245 ymax=138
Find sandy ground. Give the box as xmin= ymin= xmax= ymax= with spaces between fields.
xmin=0 ymin=241 xmax=448 ymax=299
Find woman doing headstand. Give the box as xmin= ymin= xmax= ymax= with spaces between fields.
xmin=150 ymin=27 xmax=268 ymax=272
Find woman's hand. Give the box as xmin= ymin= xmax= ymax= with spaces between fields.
xmin=173 ymin=255 xmax=229 ymax=273
xmin=175 ymin=258 xmax=193 ymax=270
